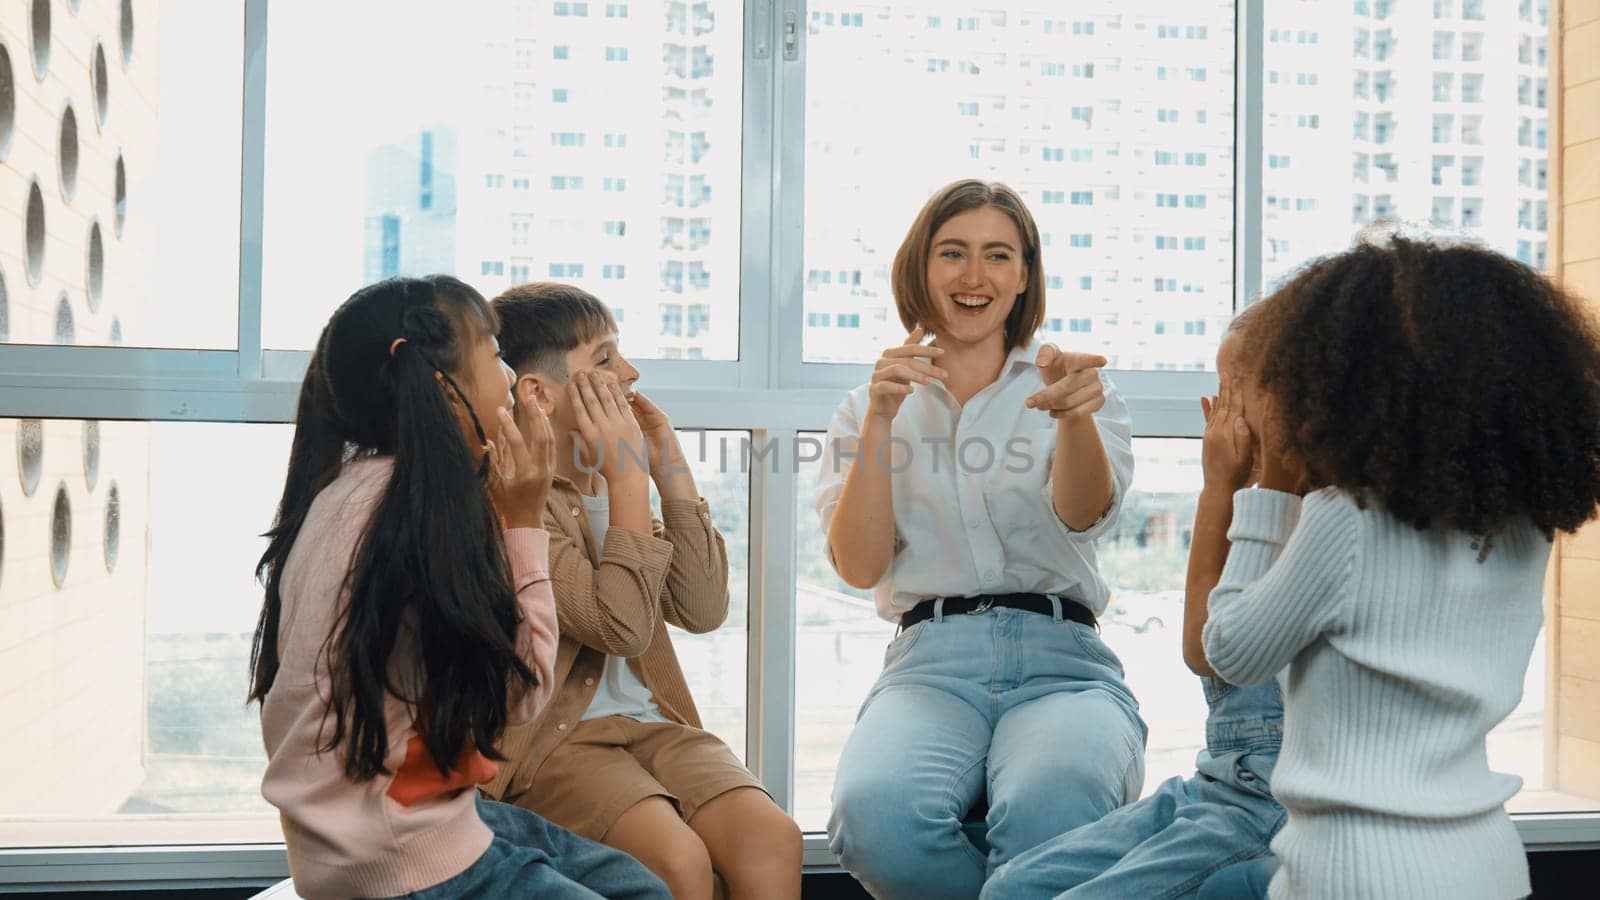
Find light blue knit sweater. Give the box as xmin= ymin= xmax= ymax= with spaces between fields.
xmin=1203 ymin=487 xmax=1546 ymax=900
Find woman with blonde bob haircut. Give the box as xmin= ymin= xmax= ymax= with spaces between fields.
xmin=815 ymin=179 xmax=1146 ymax=899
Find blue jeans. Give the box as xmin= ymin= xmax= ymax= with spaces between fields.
xmin=982 ymin=678 xmax=1285 ymax=900
xmin=386 ymin=795 xmax=670 ymax=899
xmin=1196 ymin=856 xmax=1278 ymax=900
xmin=828 ymin=602 xmax=1147 ymax=900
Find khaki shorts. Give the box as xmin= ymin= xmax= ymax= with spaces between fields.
xmin=518 ymin=716 xmax=767 ymax=841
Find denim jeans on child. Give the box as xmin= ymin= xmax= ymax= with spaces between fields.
xmin=982 ymin=677 xmax=1285 ymax=900
xmin=828 ymin=600 xmax=1147 ymax=900
xmin=386 ymin=795 xmax=670 ymax=899
xmin=1196 ymin=855 xmax=1279 ymax=900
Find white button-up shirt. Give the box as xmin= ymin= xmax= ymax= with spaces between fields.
xmin=815 ymin=338 xmax=1134 ymax=622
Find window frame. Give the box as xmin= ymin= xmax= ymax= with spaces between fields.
xmin=0 ymin=0 xmax=1589 ymax=889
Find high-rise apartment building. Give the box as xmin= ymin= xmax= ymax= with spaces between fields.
xmin=1263 ymin=0 xmax=1549 ymax=287
xmin=399 ymin=0 xmax=742 ymax=360
xmin=363 ymin=127 xmax=458 ymax=283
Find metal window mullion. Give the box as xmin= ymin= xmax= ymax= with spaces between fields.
xmin=739 ymin=1 xmax=780 ymax=390
xmin=1235 ymin=0 xmax=1265 ymax=312
xmin=772 ymin=0 xmax=809 ymax=389
xmin=746 ymin=427 xmax=798 ymax=814
xmin=236 ymin=0 xmax=270 ymax=379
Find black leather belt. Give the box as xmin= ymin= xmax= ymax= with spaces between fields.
xmin=899 ymin=592 xmax=1096 ymax=631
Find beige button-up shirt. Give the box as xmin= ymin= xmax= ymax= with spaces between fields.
xmin=485 ymin=473 xmax=730 ymax=803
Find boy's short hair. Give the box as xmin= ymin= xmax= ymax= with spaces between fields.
xmin=891 ymin=179 xmax=1046 ymax=351
xmin=492 ymin=282 xmax=618 ymax=379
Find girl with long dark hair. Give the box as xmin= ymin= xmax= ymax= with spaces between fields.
xmin=250 ymin=276 xmax=667 ymax=899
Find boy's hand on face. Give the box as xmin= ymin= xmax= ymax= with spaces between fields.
xmin=567 ymin=370 xmax=649 ymax=482
xmin=1201 ymin=376 xmax=1256 ymax=493
xmin=627 ymin=390 xmax=674 ymax=444
xmin=627 ymin=390 xmax=692 ymax=477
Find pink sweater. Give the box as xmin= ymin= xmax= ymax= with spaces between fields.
xmin=259 ymin=458 xmax=559 ymax=899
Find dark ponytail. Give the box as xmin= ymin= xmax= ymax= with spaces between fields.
xmin=251 ymin=275 xmax=536 ymax=781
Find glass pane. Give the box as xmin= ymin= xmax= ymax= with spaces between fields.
xmin=793 ymin=433 xmax=1586 ymax=831
xmin=0 ymin=421 xmax=282 ymax=847
xmin=662 ymin=429 xmax=750 ymax=760
xmin=0 ymin=2 xmax=243 ymax=349
xmin=0 ymin=422 xmax=750 ymax=846
xmin=261 ymin=0 xmax=743 ymax=361
xmin=1261 ymin=0 xmax=1550 ymax=288
xmin=793 ymin=433 xmax=894 ymax=830
xmin=802 ymin=4 xmax=1237 ymax=370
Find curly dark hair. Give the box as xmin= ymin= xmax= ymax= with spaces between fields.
xmin=1251 ymin=235 xmax=1600 ymax=539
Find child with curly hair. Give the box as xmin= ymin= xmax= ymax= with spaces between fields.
xmin=1201 ymin=236 xmax=1600 ymax=899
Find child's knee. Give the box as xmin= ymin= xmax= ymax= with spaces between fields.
xmin=649 ymin=830 xmax=714 ymax=893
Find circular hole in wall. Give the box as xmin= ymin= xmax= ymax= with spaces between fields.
xmin=104 ymin=482 xmax=119 ymax=573
xmin=59 ymin=103 xmax=79 ymax=200
xmin=25 ymin=180 xmax=45 ymax=285
xmin=83 ymin=420 xmax=100 ymax=492
xmin=91 ymin=43 xmax=108 ymax=129
xmin=86 ymin=221 xmax=103 ymax=310
xmin=50 ymin=483 xmax=71 ymax=588
xmin=30 ymin=0 xmax=50 ymax=81
xmin=119 ymin=0 xmax=134 ymax=67
xmin=18 ymin=419 xmax=43 ymax=497
xmin=55 ymin=293 xmax=74 ymax=344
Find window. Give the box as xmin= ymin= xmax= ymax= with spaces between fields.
xmin=7 ymin=1 xmax=1588 ymax=880
xmin=1433 ymin=73 xmax=1454 ymax=102
xmin=260 ymin=1 xmax=741 ymax=359
xmin=1433 ymin=31 xmax=1454 ymax=60
xmin=1432 ymin=154 xmax=1455 ymax=187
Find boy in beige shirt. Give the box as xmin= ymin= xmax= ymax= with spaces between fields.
xmin=484 ymin=282 xmax=801 ymax=900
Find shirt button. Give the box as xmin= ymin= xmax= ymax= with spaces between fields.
xmin=967 ymin=519 xmax=980 ymax=530
xmin=570 ymin=506 xmax=581 ymax=517
xmin=557 ymin=722 xmax=569 ymax=731
xmin=984 ymin=569 xmax=997 ymax=580
xmin=584 ymin=678 xmax=595 ymax=686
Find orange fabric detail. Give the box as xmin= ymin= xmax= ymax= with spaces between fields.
xmin=386 ymin=735 xmax=500 ymax=807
